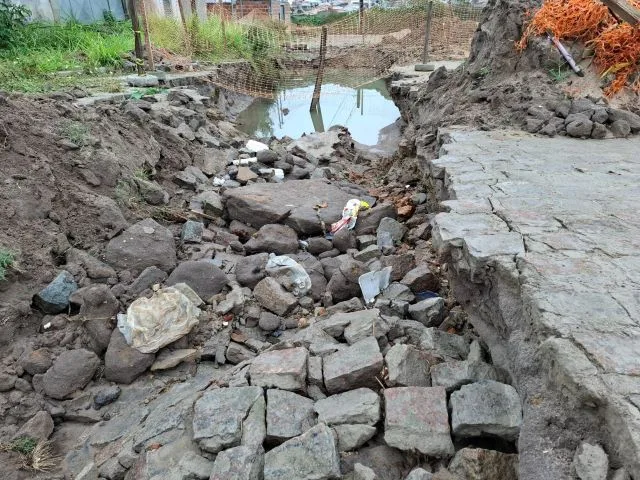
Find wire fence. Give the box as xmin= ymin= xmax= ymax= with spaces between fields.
xmin=146 ymin=1 xmax=483 ymax=98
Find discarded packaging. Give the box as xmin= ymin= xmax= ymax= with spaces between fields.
xmin=232 ymin=157 xmax=257 ymax=166
xmin=258 ymin=167 xmax=285 ymax=182
xmin=330 ymin=199 xmax=370 ymax=234
xmin=358 ymin=266 xmax=392 ymax=305
xmin=246 ymin=140 xmax=269 ymax=153
xmin=118 ymin=286 xmax=201 ymax=354
xmin=212 ymin=177 xmax=225 ymax=186
xmin=415 ymin=291 xmax=440 ymax=301
xmin=265 ymin=254 xmax=312 ymax=297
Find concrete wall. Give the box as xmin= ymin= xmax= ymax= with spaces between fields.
xmin=13 ymin=0 xmax=126 ymax=23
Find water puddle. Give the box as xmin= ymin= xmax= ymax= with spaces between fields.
xmin=236 ymin=78 xmax=400 ymax=146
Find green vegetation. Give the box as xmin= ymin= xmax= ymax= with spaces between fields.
xmin=548 ymin=64 xmax=570 ymax=83
xmin=0 ymin=248 xmax=15 ymax=280
xmin=0 ymin=438 xmax=57 ymax=472
xmin=292 ymin=12 xmax=349 ymax=26
xmin=61 ymin=121 xmax=90 ymax=145
xmin=4 ymin=437 xmax=37 ymax=456
xmin=0 ymin=0 xmax=30 ymax=48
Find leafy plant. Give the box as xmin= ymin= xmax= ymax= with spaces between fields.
xmin=0 ymin=0 xmax=30 ymax=49
xmin=61 ymin=121 xmax=89 ymax=146
xmin=2 ymin=437 xmax=36 ymax=455
xmin=548 ymin=64 xmax=570 ymax=82
xmin=0 ymin=248 xmax=15 ymax=280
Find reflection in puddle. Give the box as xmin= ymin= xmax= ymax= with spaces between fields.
xmin=236 ymin=79 xmax=400 ymax=146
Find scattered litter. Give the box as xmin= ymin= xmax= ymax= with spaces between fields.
xmin=212 ymin=177 xmax=225 ymax=186
xmin=330 ymin=199 xmax=370 ymax=234
xmin=232 ymin=157 xmax=257 ymax=166
xmin=358 ymin=266 xmax=393 ymax=305
xmin=118 ymin=286 xmax=201 ymax=353
xmin=265 ymin=254 xmax=312 ymax=297
xmin=258 ymin=167 xmax=285 ymax=182
xmin=43 ymin=322 xmax=51 ymax=330
xmin=314 ymin=201 xmax=328 ymax=210
xmin=246 ymin=140 xmax=269 ymax=152
xmin=415 ymin=291 xmax=440 ymax=301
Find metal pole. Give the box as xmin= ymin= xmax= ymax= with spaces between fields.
xmin=309 ymin=26 xmax=328 ymax=112
xmin=128 ymin=0 xmax=145 ymax=75
xmin=422 ymin=1 xmax=433 ymax=64
xmin=359 ymin=0 xmax=364 ymax=35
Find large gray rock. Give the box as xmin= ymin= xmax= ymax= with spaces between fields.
xmin=385 ymin=344 xmax=431 ymax=387
xmin=210 ymin=445 xmax=264 ymax=480
xmin=66 ymin=248 xmax=117 ymax=281
xmin=323 ymin=337 xmax=384 ymax=394
xmin=448 ymin=447 xmax=519 ymax=480
xmin=104 ymin=218 xmax=176 ymax=275
xmin=104 ymin=329 xmax=155 ymax=384
xmin=253 ymin=277 xmax=298 ymax=316
xmin=190 ymin=190 xmax=223 ymax=216
xmin=192 ymin=386 xmax=264 ymax=453
xmin=315 ymin=388 xmax=380 ymax=426
xmin=408 ymin=297 xmax=445 ymax=327
xmin=326 ymin=258 xmax=368 ymax=303
xmin=355 ymin=204 xmax=397 ymax=235
xmin=267 ymin=389 xmax=316 ymax=442
xmin=20 ymin=348 xmax=53 ymax=376
xmin=333 ymin=424 xmax=377 ymax=451
xmin=377 ymin=217 xmax=407 ymax=245
xmin=400 ymin=264 xmax=439 ymax=293
xmin=259 ymin=312 xmax=283 ymax=332
xmin=384 ymin=386 xmax=454 ymax=457
xmin=430 ymin=360 xmax=500 ymax=393
xmin=42 ymin=349 xmax=100 ymax=399
xmin=69 ymin=284 xmax=119 ymax=353
xmin=236 ymin=253 xmax=268 ymax=289
xmin=264 ymin=423 xmax=341 ymax=480
xmin=249 ymin=347 xmax=308 ymax=391
xmin=245 ymin=224 xmax=299 ymax=255
xmin=166 ymin=260 xmax=228 ymax=301
xmin=13 ymin=411 xmax=54 ymax=442
xmin=224 ymin=180 xmax=355 ymax=236
xmin=381 ymin=254 xmax=415 ymax=282
xmin=607 ymin=107 xmax=640 ymax=133
xmin=33 ymin=271 xmax=78 ymax=314
xmin=343 ymin=310 xmax=393 ymax=345
xmin=127 ymin=265 xmax=168 ymax=297
xmin=573 ymin=442 xmax=608 ymax=480
xmin=354 ymin=463 xmax=378 ymax=480
xmin=450 ymin=381 xmax=522 ymax=441
xmin=226 ymin=342 xmax=256 ymax=364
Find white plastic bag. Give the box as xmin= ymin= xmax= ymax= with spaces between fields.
xmin=265 ymin=254 xmax=312 ymax=297
xmin=246 ymin=140 xmax=269 ymax=153
xmin=118 ymin=286 xmax=201 ymax=353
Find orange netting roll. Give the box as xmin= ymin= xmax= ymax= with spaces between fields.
xmin=517 ymin=0 xmax=640 ymax=95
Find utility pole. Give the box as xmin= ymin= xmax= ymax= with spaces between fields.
xmin=309 ymin=26 xmax=328 ymax=112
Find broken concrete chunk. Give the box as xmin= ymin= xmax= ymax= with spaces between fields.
xmin=450 ymin=380 xmax=522 ymax=441
xmin=384 ymin=386 xmax=454 ymax=457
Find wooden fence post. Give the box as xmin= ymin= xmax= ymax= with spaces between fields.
xmin=139 ymin=0 xmax=155 ymax=71
xmin=128 ymin=0 xmax=145 ymax=75
xmin=309 ymin=26 xmax=328 ymax=112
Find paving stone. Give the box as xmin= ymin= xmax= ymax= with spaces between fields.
xmin=210 ymin=445 xmax=264 ymax=480
xmin=408 ymin=297 xmax=446 ymax=327
xmin=384 ymin=386 xmax=454 ymax=457
xmin=308 ymin=356 xmax=324 ymax=387
xmin=323 ymin=337 xmax=384 ymax=394
xmin=249 ymin=347 xmax=308 ymax=391
xmin=180 ymin=220 xmax=203 ymax=243
xmin=385 ymin=344 xmax=431 ymax=387
xmin=354 ymin=244 xmax=381 ymax=262
xmin=315 ymin=388 xmax=380 ymax=426
xmin=264 ymin=423 xmax=341 ymax=480
xmin=192 ymin=386 xmax=264 ymax=453
xmin=333 ymin=424 xmax=377 ymax=451
xmin=430 ymin=360 xmax=500 ymax=392
xmin=266 ymin=389 xmax=316 ymax=442
xmin=42 ymin=348 xmax=100 ymax=399
xmin=253 ymin=277 xmax=298 ymax=316
xmin=448 ymin=447 xmax=519 ymax=480
xmin=33 ymin=270 xmax=78 ymax=314
xmin=342 ymin=309 xmax=392 ymax=345
xmin=573 ymin=442 xmax=608 ymax=480
xmin=450 ymin=380 xmax=522 ymax=441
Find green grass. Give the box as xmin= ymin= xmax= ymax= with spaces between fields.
xmin=0 ymin=20 xmax=133 ymax=92
xmin=0 ymin=248 xmax=15 ymax=280
xmin=292 ymin=12 xmax=349 ymax=26
xmin=2 ymin=437 xmax=36 ymax=455
xmin=61 ymin=121 xmax=89 ymax=145
xmin=548 ymin=64 xmax=570 ymax=83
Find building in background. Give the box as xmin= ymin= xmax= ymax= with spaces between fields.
xmin=205 ymin=0 xmax=291 ymax=21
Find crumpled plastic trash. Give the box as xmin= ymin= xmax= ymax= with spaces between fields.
xmin=232 ymin=157 xmax=257 ymax=166
xmin=265 ymin=253 xmax=312 ymax=297
xmin=246 ymin=140 xmax=269 ymax=153
xmin=118 ymin=286 xmax=201 ymax=353
xmin=330 ymin=199 xmax=370 ymax=234
xmin=358 ymin=266 xmax=392 ymax=305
